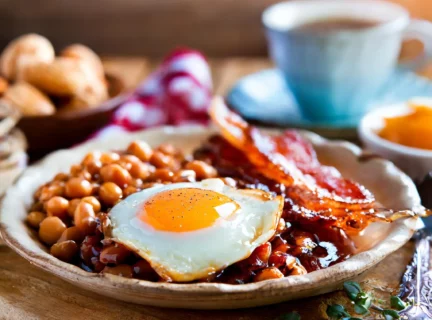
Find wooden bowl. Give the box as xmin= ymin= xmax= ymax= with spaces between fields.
xmin=0 ymin=126 xmax=423 ymax=309
xmin=16 ymin=74 xmax=128 ymax=160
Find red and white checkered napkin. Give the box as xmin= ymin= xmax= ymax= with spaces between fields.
xmin=94 ymin=48 xmax=212 ymax=138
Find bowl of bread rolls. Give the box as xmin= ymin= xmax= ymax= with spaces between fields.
xmin=0 ymin=34 xmax=126 ymax=159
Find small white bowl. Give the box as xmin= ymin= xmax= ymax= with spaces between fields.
xmin=358 ymin=99 xmax=432 ymax=182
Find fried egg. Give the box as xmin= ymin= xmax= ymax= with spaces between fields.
xmin=108 ymin=178 xmax=283 ymax=282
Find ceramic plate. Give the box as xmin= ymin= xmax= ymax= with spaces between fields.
xmin=0 ymin=126 xmax=423 ymax=309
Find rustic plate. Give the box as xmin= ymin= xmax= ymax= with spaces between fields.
xmin=0 ymin=126 xmax=423 ymax=309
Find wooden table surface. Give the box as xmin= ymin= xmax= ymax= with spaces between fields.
xmin=1 ymin=56 xmax=431 ymax=320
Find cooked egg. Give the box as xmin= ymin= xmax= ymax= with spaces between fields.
xmin=108 ymin=178 xmax=283 ymax=282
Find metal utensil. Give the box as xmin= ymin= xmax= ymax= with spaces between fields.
xmin=398 ymin=173 xmax=432 ymax=319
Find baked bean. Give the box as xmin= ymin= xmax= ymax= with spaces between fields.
xmin=77 ymin=217 xmax=97 ymax=236
xmin=100 ymin=243 xmax=131 ymax=265
xmin=52 ymin=180 xmax=65 ymax=188
xmin=82 ymin=151 xmax=102 ymax=165
xmin=185 ymin=160 xmax=217 ymax=179
xmin=152 ymin=168 xmax=175 ymax=182
xmin=100 ymin=164 xmax=131 ymax=187
xmin=293 ymin=231 xmax=314 ymax=246
xmin=120 ymin=154 xmax=140 ymax=164
xmin=67 ymin=199 xmax=81 ymax=218
xmin=27 ymin=211 xmax=46 ymax=229
xmin=45 ymin=196 xmax=69 ymax=220
xmin=156 ymin=143 xmax=177 ymax=156
xmin=78 ymin=170 xmax=92 ymax=181
xmin=115 ymin=159 xmax=132 ymax=171
xmin=127 ymin=141 xmax=153 ymax=162
xmin=58 ymin=226 xmax=84 ymax=244
xmin=74 ymin=202 xmax=97 ymax=235
xmin=253 ymin=267 xmax=284 ymax=282
xmin=255 ymin=243 xmax=272 ymax=262
xmin=272 ymin=235 xmax=290 ymax=253
xmin=65 ymin=178 xmax=93 ymax=198
xmin=290 ymin=264 xmax=307 ymax=276
xmin=39 ymin=217 xmax=67 ymax=245
xmin=292 ymin=234 xmax=317 ymax=256
xmin=50 ymin=240 xmax=78 ymax=262
xmin=133 ymin=260 xmax=159 ymax=281
xmin=81 ymin=196 xmax=101 ymax=213
xmin=82 ymin=151 xmax=102 ymax=172
xmin=86 ymin=160 xmax=103 ymax=176
xmin=80 ymin=235 xmax=102 ymax=266
xmin=123 ymin=186 xmax=138 ymax=197
xmin=102 ymin=265 xmax=133 ymax=278
xmin=268 ymin=252 xmax=296 ymax=269
xmin=99 ymin=182 xmax=122 ymax=206
xmin=100 ymin=152 xmax=120 ymax=164
xmin=70 ymin=164 xmax=83 ymax=176
xmin=273 ymin=242 xmax=290 ymax=254
xmin=119 ymin=154 xmax=140 ymax=168
xmin=39 ymin=184 xmax=64 ymax=201
xmin=245 ymin=242 xmax=271 ymax=270
xmin=54 ymin=173 xmax=69 ymax=181
xmin=150 ymin=151 xmax=176 ymax=169
xmin=173 ymin=170 xmax=196 ymax=182
xmin=128 ymin=161 xmax=151 ymax=180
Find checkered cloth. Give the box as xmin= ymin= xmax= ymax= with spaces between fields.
xmin=94 ymin=48 xmax=212 ymax=138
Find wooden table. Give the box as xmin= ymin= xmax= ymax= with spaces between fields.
xmin=1 ymin=57 xmax=431 ymax=320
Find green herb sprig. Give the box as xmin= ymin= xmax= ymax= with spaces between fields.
xmin=390 ymin=296 xmax=407 ymax=311
xmin=343 ymin=281 xmax=372 ymax=316
xmin=275 ymin=280 xmax=408 ymax=320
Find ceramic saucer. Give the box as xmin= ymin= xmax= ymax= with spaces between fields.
xmin=227 ymin=69 xmax=432 ymax=139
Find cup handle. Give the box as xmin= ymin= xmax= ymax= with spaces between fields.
xmin=400 ymin=19 xmax=432 ymax=72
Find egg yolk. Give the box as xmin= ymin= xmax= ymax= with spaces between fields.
xmin=139 ymin=188 xmax=239 ymax=232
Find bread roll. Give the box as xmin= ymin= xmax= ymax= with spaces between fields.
xmin=0 ymin=34 xmax=54 ymax=81
xmin=21 ymin=57 xmax=108 ymax=101
xmin=3 ymin=82 xmax=56 ymax=116
xmin=61 ymin=44 xmax=105 ymax=80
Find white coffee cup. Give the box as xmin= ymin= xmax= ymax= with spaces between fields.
xmin=263 ymin=0 xmax=432 ymax=123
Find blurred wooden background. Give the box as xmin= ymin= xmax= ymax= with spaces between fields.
xmin=0 ymin=0 xmax=431 ymax=56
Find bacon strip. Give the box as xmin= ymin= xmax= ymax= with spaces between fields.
xmin=209 ymin=97 xmax=389 ymax=234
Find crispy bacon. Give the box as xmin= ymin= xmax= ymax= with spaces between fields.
xmin=208 ymin=97 xmax=390 ymax=234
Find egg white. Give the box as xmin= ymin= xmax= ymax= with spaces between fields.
xmin=108 ymin=178 xmax=283 ymax=282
